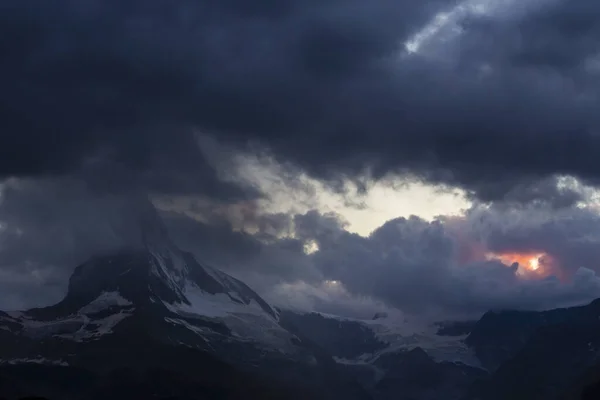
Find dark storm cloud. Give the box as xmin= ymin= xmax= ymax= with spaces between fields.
xmin=158 ymin=206 xmax=600 ymax=318
xmin=3 ymin=176 xmax=600 ymax=317
xmin=466 ymin=203 xmax=600 ymax=276
xmin=4 ymin=0 xmax=600 ymax=201
xmin=300 ymin=211 xmax=600 ymax=317
xmin=0 ymin=0 xmax=447 ymax=175
xmin=461 ymin=0 xmax=600 ymax=70
xmin=5 ymin=0 xmax=600 ymax=316
xmin=0 ymin=178 xmax=157 ymax=308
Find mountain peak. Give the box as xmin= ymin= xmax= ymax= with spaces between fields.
xmin=69 ymin=205 xmax=277 ymax=316
xmin=138 ymin=201 xmax=176 ymax=254
xmin=7 ymin=203 xmax=285 ymax=359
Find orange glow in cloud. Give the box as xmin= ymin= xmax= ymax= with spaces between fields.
xmin=486 ymin=252 xmax=556 ymax=278
xmin=442 ymin=216 xmax=562 ymax=280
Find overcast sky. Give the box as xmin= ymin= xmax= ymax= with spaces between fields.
xmin=2 ymin=0 xmax=600 ymax=320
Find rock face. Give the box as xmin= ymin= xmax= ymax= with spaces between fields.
xmin=373 ymin=348 xmax=486 ymax=400
xmin=464 ymin=300 xmax=600 ymax=400
xmin=279 ymin=300 xmax=600 ymax=400
xmin=0 ymin=210 xmax=293 ymax=365
xmin=0 ymin=208 xmax=371 ymax=400
xmin=278 ymin=310 xmax=388 ymax=359
xmin=278 ymin=310 xmax=486 ymax=400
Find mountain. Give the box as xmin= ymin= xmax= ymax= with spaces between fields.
xmin=279 ymin=300 xmax=600 ymax=400
xmin=464 ymin=300 xmax=600 ymax=400
xmin=3 ymin=205 xmax=600 ymax=399
xmin=0 ymin=207 xmax=370 ymax=400
xmin=278 ymin=309 xmax=486 ymax=400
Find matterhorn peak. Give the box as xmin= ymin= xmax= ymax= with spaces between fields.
xmin=61 ymin=198 xmax=279 ymax=319
xmin=137 ymin=199 xmax=177 ymax=253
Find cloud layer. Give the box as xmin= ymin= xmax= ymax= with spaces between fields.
xmin=1 ymin=176 xmax=600 ymax=318
xmin=3 ymin=0 xmax=600 ymax=317
xmin=2 ymin=0 xmax=600 ymax=200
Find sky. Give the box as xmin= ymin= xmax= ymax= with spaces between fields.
xmin=2 ymin=0 xmax=600 ymax=321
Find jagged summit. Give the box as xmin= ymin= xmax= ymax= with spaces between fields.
xmin=0 ymin=204 xmax=288 ymax=359
xmin=0 ymin=204 xmax=374 ymax=400
xmin=58 ymin=203 xmax=277 ymax=318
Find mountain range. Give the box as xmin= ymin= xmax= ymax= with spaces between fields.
xmin=1 ymin=210 xmax=599 ymax=400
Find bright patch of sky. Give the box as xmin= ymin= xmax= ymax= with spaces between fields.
xmin=231 ymin=154 xmax=471 ymax=236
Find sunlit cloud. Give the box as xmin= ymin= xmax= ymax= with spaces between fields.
xmin=486 ymin=251 xmax=554 ymax=278
xmin=226 ymin=153 xmax=471 ymax=236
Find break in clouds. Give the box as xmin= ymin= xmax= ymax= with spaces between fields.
xmin=2 ymin=0 xmax=600 ymax=318
xmin=3 ymin=177 xmax=600 ymax=320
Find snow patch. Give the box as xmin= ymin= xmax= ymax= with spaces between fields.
xmin=164 ymin=317 xmax=212 ymax=341
xmin=299 ymin=312 xmax=483 ymax=368
xmin=203 ymin=266 xmax=230 ymax=289
xmin=84 ymin=311 xmax=132 ymax=338
xmin=149 ymin=248 xmax=188 ymax=297
xmin=228 ymin=290 xmax=245 ymax=304
xmin=55 ymin=311 xmax=133 ymax=341
xmin=22 ymin=318 xmax=84 ymax=339
xmin=362 ymin=320 xmax=480 ymax=366
xmin=19 ymin=308 xmax=133 ymax=342
xmin=0 ymin=357 xmax=69 ymax=367
xmin=165 ymin=283 xmax=294 ymax=351
xmin=79 ymin=291 xmax=132 ymax=315
xmin=166 ymin=283 xmax=272 ymax=319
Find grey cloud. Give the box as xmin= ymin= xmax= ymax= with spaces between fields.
xmin=0 ymin=0 xmax=443 ymax=171
xmin=4 ymin=0 xmax=600 ymax=203
xmin=166 ymin=205 xmax=600 ymax=318
xmin=162 ymin=206 xmax=600 ymax=318
xmin=295 ymin=211 xmax=600 ymax=317
xmin=464 ymin=176 xmax=586 ymax=209
xmin=0 ymin=178 xmax=159 ymax=308
xmin=263 ymin=280 xmax=396 ymax=320
xmin=466 ymin=204 xmax=600 ymax=276
xmin=460 ymin=0 xmax=600 ymax=70
xmin=161 ymin=210 xmax=320 ymax=286
xmin=3 ymin=179 xmax=600 ymax=318
xmin=6 ymin=0 xmax=600 ymax=316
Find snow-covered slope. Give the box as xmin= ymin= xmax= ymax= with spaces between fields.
xmin=280 ymin=310 xmax=480 ymax=367
xmin=0 ymin=207 xmax=299 ymax=367
xmin=278 ymin=310 xmax=486 ymax=400
xmin=357 ymin=317 xmax=480 ymax=367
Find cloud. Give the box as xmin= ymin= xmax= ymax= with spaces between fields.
xmin=0 ymin=178 xmax=164 ymax=308
xmin=161 ymin=210 xmax=320 ymax=284
xmin=158 ymin=202 xmax=600 ymax=319
xmin=4 ymin=0 xmax=600 ymax=318
xmin=459 ymin=0 xmax=600 ymax=70
xmin=263 ymin=280 xmax=397 ymax=320
xmin=463 ymin=203 xmax=600 ymax=276
xmin=2 ymin=176 xmax=600 ymax=319
xmin=3 ymin=0 xmax=600 ymax=202
xmin=284 ymin=207 xmax=600 ymax=318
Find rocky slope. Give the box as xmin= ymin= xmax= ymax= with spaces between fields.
xmin=0 ymin=208 xmax=370 ymax=400
xmin=2 ymin=206 xmax=600 ymax=399
xmin=464 ymin=300 xmax=600 ymax=400
xmin=280 ymin=300 xmax=600 ymax=400
xmin=278 ymin=309 xmax=486 ymax=400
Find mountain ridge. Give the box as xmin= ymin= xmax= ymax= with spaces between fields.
xmin=0 ymin=207 xmax=372 ymax=400
xmin=2 ymin=205 xmax=600 ymax=399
